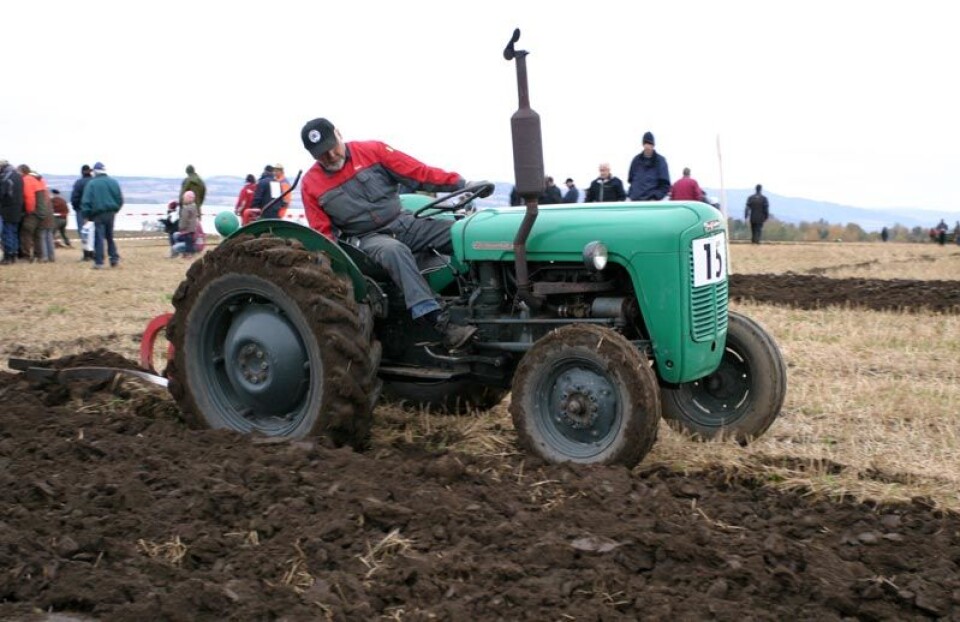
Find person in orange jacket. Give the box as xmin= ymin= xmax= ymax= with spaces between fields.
xmin=18 ymin=164 xmax=43 ymax=260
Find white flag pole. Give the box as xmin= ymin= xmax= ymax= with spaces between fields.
xmin=717 ymin=134 xmax=733 ymax=274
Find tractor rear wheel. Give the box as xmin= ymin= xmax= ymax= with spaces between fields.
xmin=510 ymin=325 xmax=660 ymax=467
xmin=166 ymin=235 xmax=380 ymax=447
xmin=382 ymin=380 xmax=508 ymax=414
xmin=661 ymin=310 xmax=786 ymax=442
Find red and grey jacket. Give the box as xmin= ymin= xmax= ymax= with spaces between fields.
xmin=301 ymin=140 xmax=464 ymax=239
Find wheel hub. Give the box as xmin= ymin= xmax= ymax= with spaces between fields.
xmin=543 ymin=365 xmax=618 ymax=446
xmin=223 ymin=304 xmax=309 ymax=417
xmin=559 ymin=385 xmax=600 ymax=429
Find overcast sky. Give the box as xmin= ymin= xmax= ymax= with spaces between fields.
xmin=4 ymin=0 xmax=958 ymax=213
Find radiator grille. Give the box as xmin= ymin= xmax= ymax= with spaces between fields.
xmin=689 ymin=256 xmax=729 ymax=341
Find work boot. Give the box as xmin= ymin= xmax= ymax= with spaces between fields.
xmin=430 ymin=310 xmax=477 ymax=350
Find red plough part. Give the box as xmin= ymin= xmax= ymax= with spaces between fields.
xmin=140 ymin=313 xmax=174 ymax=375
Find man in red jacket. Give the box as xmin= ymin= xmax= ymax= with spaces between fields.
xmin=300 ymin=117 xmax=479 ymax=349
xmin=669 ymin=167 xmax=705 ymax=201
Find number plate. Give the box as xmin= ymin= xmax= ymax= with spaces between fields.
xmin=692 ymin=233 xmax=727 ymax=287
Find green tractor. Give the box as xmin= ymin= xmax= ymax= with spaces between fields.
xmin=165 ymin=30 xmax=786 ymax=467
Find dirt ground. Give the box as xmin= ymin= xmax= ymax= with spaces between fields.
xmin=729 ymin=274 xmax=960 ymax=314
xmin=2 ymin=277 xmax=960 ymax=620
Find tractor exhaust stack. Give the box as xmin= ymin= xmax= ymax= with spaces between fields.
xmin=504 ymin=28 xmax=545 ymax=310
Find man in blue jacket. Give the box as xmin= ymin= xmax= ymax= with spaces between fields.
xmin=627 ymin=131 xmax=671 ymax=201
xmin=80 ymin=162 xmax=124 ymax=269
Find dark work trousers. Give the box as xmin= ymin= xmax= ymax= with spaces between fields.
xmin=19 ymin=212 xmax=39 ymax=258
xmin=357 ymin=213 xmax=454 ymax=311
xmin=750 ymin=221 xmax=764 ymax=244
xmin=93 ymin=211 xmax=120 ymax=267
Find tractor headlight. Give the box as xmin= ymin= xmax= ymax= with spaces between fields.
xmin=583 ymin=241 xmax=608 ymax=272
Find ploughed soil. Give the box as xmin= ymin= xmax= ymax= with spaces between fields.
xmin=730 ymin=274 xmax=960 ymax=314
xmin=2 ymin=349 xmax=960 ymax=621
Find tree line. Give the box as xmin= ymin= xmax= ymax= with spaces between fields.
xmin=726 ymin=218 xmax=943 ymax=243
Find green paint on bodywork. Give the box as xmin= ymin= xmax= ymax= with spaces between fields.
xmin=454 ymin=200 xmax=728 ymax=383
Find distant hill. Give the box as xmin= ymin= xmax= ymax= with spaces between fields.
xmin=39 ymin=174 xmax=954 ymax=232
xmin=710 ymin=188 xmax=954 ymax=232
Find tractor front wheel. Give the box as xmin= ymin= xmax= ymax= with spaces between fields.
xmin=166 ymin=235 xmax=380 ymax=447
xmin=510 ymin=325 xmax=660 ymax=467
xmin=661 ymin=310 xmax=786 ymax=442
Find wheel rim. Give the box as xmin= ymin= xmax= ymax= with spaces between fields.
xmin=535 ymin=357 xmax=621 ymax=459
xmin=678 ymin=345 xmax=750 ymax=428
xmin=196 ymin=293 xmax=314 ymax=435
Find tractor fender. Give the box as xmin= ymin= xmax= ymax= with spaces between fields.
xmin=227 ymin=219 xmax=368 ymax=301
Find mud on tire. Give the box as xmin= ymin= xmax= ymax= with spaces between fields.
xmin=166 ymin=235 xmax=380 ymax=448
xmin=510 ymin=324 xmax=660 ymax=467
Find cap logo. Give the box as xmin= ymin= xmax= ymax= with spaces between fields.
xmin=308 ymin=129 xmax=322 ymax=144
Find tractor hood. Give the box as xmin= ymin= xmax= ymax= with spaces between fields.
xmin=452 ymin=201 xmax=724 ymax=262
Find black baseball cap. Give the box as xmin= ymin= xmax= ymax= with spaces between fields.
xmin=301 ymin=118 xmax=338 ymax=158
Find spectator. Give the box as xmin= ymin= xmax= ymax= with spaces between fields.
xmin=744 ymin=184 xmax=770 ymax=244
xmin=562 ymin=178 xmax=580 ymax=203
xmin=81 ymin=161 xmax=124 ymax=269
xmin=51 ymin=189 xmax=72 ymax=247
xmin=170 ymin=190 xmax=199 ymax=258
xmin=71 ymin=164 xmax=94 ymax=261
xmin=250 ymin=165 xmax=276 ymax=217
xmin=954 ymin=221 xmax=960 ymax=246
xmin=539 ymin=176 xmax=562 ymax=205
xmin=880 ymin=226 xmax=890 ymax=242
xmin=935 ymin=218 xmax=949 ymax=245
xmin=627 ymin=131 xmax=670 ymax=201
xmin=17 ymin=165 xmax=42 ymax=261
xmin=509 ymin=186 xmax=523 ymax=206
xmin=299 ymin=116 xmax=481 ymax=349
xmin=159 ymin=199 xmax=180 ymax=244
xmin=32 ymin=173 xmax=56 ymax=262
xmin=235 ymin=173 xmax=258 ymax=225
xmin=585 ymin=163 xmax=626 ymax=203
xmin=670 ymin=167 xmax=705 ymax=201
xmin=0 ymin=159 xmax=25 ymax=265
xmin=260 ymin=164 xmax=292 ymax=219
xmin=180 ymin=165 xmax=206 ymax=217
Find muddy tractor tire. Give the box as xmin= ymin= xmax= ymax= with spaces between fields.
xmin=661 ymin=310 xmax=786 ymax=442
xmin=382 ymin=380 xmax=509 ymax=414
xmin=166 ymin=235 xmax=381 ymax=448
xmin=510 ymin=324 xmax=660 ymax=467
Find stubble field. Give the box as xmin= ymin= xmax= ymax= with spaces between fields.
xmin=1 ymin=235 xmax=959 ymax=620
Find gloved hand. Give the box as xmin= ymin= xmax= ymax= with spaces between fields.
xmin=465 ymin=180 xmax=495 ymax=198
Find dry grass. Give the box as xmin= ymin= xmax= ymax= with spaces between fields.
xmin=3 ymin=238 xmax=960 ymax=509
xmin=137 ymin=535 xmax=188 ymax=566
xmin=730 ymin=240 xmax=960 ymax=279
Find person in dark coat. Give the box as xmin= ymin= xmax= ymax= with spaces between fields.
xmin=627 ymin=131 xmax=670 ymax=201
xmin=562 ymin=178 xmax=580 ymax=203
xmin=251 ymin=165 xmax=276 ymax=216
xmin=539 ymin=176 xmax=563 ymax=204
xmin=0 ymin=159 xmax=25 ymax=264
xmin=71 ymin=164 xmax=94 ymax=260
xmin=744 ymin=184 xmax=770 ymax=244
xmin=585 ymin=163 xmax=626 ymax=203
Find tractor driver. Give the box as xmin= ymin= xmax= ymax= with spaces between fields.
xmin=299 ymin=117 xmax=478 ymax=350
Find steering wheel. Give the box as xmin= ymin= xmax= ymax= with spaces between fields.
xmin=413 ymin=182 xmax=496 ymax=219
